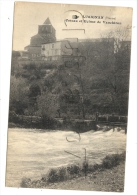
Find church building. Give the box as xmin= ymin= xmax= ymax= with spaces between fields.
xmin=24 ymin=18 xmax=56 ymax=59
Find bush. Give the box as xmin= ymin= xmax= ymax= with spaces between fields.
xmin=67 ymin=164 xmax=81 ymax=175
xmin=9 ymin=111 xmax=21 ymax=123
xmin=46 ymin=165 xmax=81 ymax=184
xmin=82 ymin=161 xmax=89 ymax=176
xmin=108 ymin=116 xmax=119 ymax=122
xmin=40 ymin=63 xmax=56 ymax=69
xmin=47 ymin=168 xmax=59 ymax=183
xmin=82 ymin=161 xmax=88 ymax=170
xmin=98 ymin=116 xmax=107 ymax=121
xmin=41 ymin=115 xmax=59 ymax=129
xmin=119 ymin=151 xmax=126 ymax=161
xmin=102 ymin=152 xmax=125 ymax=169
xmin=20 ymin=177 xmax=31 ymax=188
xmin=88 ymin=163 xmax=102 ymax=172
xmin=58 ymin=167 xmax=67 ymax=181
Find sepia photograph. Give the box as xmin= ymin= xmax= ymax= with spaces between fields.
xmin=4 ymin=1 xmax=134 ymax=192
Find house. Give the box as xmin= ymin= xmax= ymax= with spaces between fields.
xmin=41 ymin=40 xmax=79 ymax=62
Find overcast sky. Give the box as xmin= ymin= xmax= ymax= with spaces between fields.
xmin=12 ymin=2 xmax=133 ymax=50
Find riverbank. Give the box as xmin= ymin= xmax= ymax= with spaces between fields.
xmin=20 ymin=152 xmax=126 ymax=192
xmin=8 ymin=113 xmax=127 ymax=132
xmin=8 ymin=122 xmax=126 ymax=134
xmin=8 ymin=119 xmax=97 ymax=132
xmin=44 ymin=162 xmax=125 ymax=192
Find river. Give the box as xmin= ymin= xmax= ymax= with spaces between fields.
xmin=6 ymin=128 xmax=126 ymax=187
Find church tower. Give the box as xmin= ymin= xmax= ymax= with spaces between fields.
xmin=38 ymin=18 xmax=56 ymax=37
xmin=25 ymin=18 xmax=56 ymax=59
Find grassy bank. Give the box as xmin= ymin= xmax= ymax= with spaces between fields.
xmin=45 ymin=162 xmax=125 ymax=192
xmin=20 ymin=151 xmax=126 ymax=190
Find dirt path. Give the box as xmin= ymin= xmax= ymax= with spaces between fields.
xmin=44 ymin=162 xmax=125 ymax=192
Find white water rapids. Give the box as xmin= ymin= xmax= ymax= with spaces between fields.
xmin=6 ymin=128 xmax=126 ymax=187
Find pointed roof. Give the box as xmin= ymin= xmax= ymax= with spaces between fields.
xmin=43 ymin=17 xmax=51 ymax=25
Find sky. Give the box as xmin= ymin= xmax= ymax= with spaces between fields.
xmin=12 ymin=2 xmax=133 ymax=50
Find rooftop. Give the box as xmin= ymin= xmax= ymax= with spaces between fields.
xmin=43 ymin=17 xmax=51 ymax=25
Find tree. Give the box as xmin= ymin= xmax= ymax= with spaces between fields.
xmin=81 ymin=27 xmax=131 ymax=115
xmin=37 ymin=92 xmax=59 ymax=117
xmin=11 ymin=51 xmax=21 ymax=76
xmin=56 ymin=59 xmax=88 ymax=119
xmin=12 ymin=51 xmax=21 ymax=58
xmin=9 ymin=76 xmax=29 ymax=114
xmin=36 ymin=92 xmax=59 ymax=128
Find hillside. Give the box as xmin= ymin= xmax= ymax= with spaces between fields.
xmin=9 ymin=38 xmax=130 ymax=129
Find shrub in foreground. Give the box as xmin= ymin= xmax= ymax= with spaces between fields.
xmin=46 ymin=167 xmax=68 ymax=183
xmin=20 ymin=177 xmax=31 ymax=188
xmin=58 ymin=167 xmax=67 ymax=181
xmin=47 ymin=168 xmax=59 ymax=183
xmin=102 ymin=152 xmax=126 ymax=169
xmin=67 ymin=164 xmax=81 ymax=175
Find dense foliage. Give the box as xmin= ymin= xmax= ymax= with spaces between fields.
xmin=9 ymin=33 xmax=130 ymax=126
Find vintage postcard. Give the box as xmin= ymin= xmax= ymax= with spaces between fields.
xmin=6 ymin=2 xmax=133 ymax=192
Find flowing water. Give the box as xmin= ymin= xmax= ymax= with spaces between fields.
xmin=6 ymin=128 xmax=126 ymax=187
